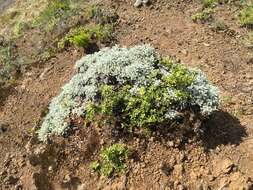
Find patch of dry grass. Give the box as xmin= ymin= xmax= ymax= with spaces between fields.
xmin=0 ymin=0 xmax=47 ymax=39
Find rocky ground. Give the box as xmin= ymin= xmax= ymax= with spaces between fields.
xmin=0 ymin=0 xmax=252 ymax=190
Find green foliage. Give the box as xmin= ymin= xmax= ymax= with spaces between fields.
xmin=239 ymin=3 xmax=253 ymax=26
xmin=221 ymin=95 xmax=233 ymax=105
xmin=159 ymin=57 xmax=174 ymax=68
xmin=13 ymin=21 xmax=29 ymax=39
xmin=38 ymin=45 xmax=219 ymax=141
xmin=241 ymin=31 xmax=253 ymax=48
xmin=90 ymin=161 xmax=100 ymax=171
xmin=71 ymin=32 xmax=91 ymax=48
xmin=162 ymin=62 xmax=196 ymax=88
xmin=85 ymin=63 xmax=196 ymax=130
xmin=33 ymin=0 xmax=71 ymax=31
xmin=191 ymin=8 xmax=214 ymax=22
xmin=85 ymin=85 xmax=130 ymax=127
xmin=210 ymin=20 xmax=228 ymax=31
xmin=58 ymin=25 xmax=112 ymax=49
xmin=0 ymin=43 xmax=18 ymax=83
xmin=201 ymin=0 xmax=219 ymax=7
xmin=91 ymin=144 xmax=128 ymax=177
xmin=87 ymin=6 xmax=118 ymax=24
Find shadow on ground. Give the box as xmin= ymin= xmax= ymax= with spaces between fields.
xmin=0 ymin=85 xmax=16 ymax=108
xmin=202 ymin=110 xmax=247 ymax=150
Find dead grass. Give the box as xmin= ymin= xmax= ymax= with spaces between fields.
xmin=0 ymin=0 xmax=47 ymax=39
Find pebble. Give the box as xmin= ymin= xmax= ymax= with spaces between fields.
xmin=173 ymin=164 xmax=184 ymax=177
xmin=62 ymin=174 xmax=71 ymax=184
xmin=178 ymin=184 xmax=185 ymax=190
xmin=213 ymin=158 xmax=234 ymax=177
xmin=77 ymin=184 xmax=85 ymax=190
xmin=48 ymin=166 xmax=53 ymax=172
xmin=167 ymin=141 xmax=174 ymax=147
xmin=134 ymin=0 xmax=150 ymax=7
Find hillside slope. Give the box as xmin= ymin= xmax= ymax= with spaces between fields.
xmin=0 ymin=0 xmax=252 ymax=189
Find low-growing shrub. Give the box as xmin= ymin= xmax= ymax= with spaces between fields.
xmin=192 ymin=8 xmax=214 ymax=22
xmin=91 ymin=144 xmax=128 ymax=177
xmin=57 ymin=25 xmax=113 ymax=49
xmin=239 ymin=3 xmax=253 ymax=26
xmin=242 ymin=31 xmax=253 ymax=48
xmin=87 ymin=6 xmax=118 ymax=25
xmin=210 ymin=20 xmax=228 ymax=31
xmin=0 ymin=43 xmax=19 ymax=83
xmin=70 ymin=31 xmax=91 ymax=48
xmin=38 ymin=45 xmax=219 ymax=141
xmin=33 ymin=0 xmax=71 ymax=31
xmin=85 ymin=63 xmax=196 ymax=130
xmin=201 ymin=0 xmax=219 ymax=7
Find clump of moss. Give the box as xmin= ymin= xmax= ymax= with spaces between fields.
xmin=57 ymin=25 xmax=113 ymax=49
xmin=91 ymin=144 xmax=128 ymax=177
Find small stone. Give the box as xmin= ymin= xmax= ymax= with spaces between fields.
xmin=134 ymin=0 xmax=150 ymax=7
xmin=134 ymin=0 xmax=143 ymax=7
xmin=48 ymin=166 xmax=53 ymax=172
xmin=190 ymin=171 xmax=199 ymax=180
xmin=174 ymin=180 xmax=179 ymax=187
xmin=173 ymin=164 xmax=184 ymax=177
xmin=203 ymin=43 xmax=210 ymax=47
xmin=178 ymin=152 xmax=186 ymax=162
xmin=167 ymin=141 xmax=174 ymax=147
xmin=0 ymin=170 xmax=7 ymax=176
xmin=143 ymin=0 xmax=149 ymax=3
xmin=196 ymin=183 xmax=204 ymax=190
xmin=62 ymin=174 xmax=71 ymax=184
xmin=141 ymin=163 xmax=146 ymax=168
xmin=178 ymin=184 xmax=185 ymax=190
xmin=196 ymin=181 xmax=209 ymax=190
xmin=100 ymin=139 xmax=105 ymax=145
xmin=181 ymin=49 xmax=188 ymax=55
xmin=77 ymin=184 xmax=85 ymax=190
xmin=149 ymin=137 xmax=155 ymax=142
xmin=169 ymin=156 xmax=176 ymax=166
xmin=208 ymin=175 xmax=215 ymax=181
xmin=244 ymin=183 xmax=253 ymax=190
xmin=15 ymin=184 xmax=23 ymax=190
xmin=10 ymin=168 xmax=18 ymax=175
xmin=214 ymin=159 xmax=234 ymax=176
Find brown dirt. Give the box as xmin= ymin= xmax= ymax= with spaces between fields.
xmin=0 ymin=0 xmax=253 ymax=190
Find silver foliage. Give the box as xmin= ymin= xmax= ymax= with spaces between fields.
xmin=38 ymin=45 xmax=219 ymax=141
